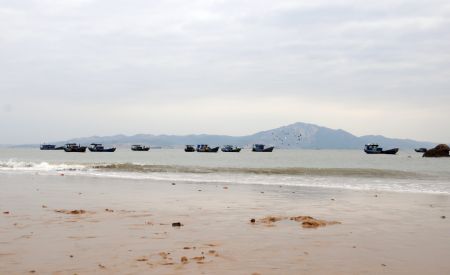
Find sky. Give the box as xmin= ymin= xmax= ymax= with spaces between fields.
xmin=1 ymin=0 xmax=449 ymax=144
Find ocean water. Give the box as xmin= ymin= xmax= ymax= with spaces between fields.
xmin=1 ymin=148 xmax=449 ymax=194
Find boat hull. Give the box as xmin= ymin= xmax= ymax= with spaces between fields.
xmin=64 ymin=147 xmax=87 ymax=153
xmin=89 ymin=148 xmax=116 ymax=152
xmin=221 ymin=148 xmax=241 ymax=152
xmin=253 ymin=146 xmax=274 ymax=152
xmin=197 ymin=147 xmax=219 ymax=153
xmin=364 ymin=148 xmax=399 ymax=155
xmin=185 ymin=148 xmax=195 ymax=152
xmin=131 ymin=148 xmax=150 ymax=151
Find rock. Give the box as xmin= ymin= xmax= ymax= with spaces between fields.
xmin=181 ymin=256 xmax=188 ymax=263
xmin=250 ymin=218 xmax=256 ymax=223
xmin=423 ymin=144 xmax=450 ymax=157
xmin=441 ymin=216 xmax=446 ymax=219
xmin=3 ymin=211 xmax=10 ymax=214
xmin=172 ymin=222 xmax=183 ymax=227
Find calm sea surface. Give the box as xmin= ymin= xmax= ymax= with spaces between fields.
xmin=1 ymin=148 xmax=449 ymax=194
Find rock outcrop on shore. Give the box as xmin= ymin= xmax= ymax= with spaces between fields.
xmin=423 ymin=144 xmax=450 ymax=157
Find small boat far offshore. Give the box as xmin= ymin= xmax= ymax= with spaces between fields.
xmin=196 ymin=144 xmax=219 ymax=153
xmin=415 ymin=148 xmax=427 ymax=153
xmin=364 ymin=144 xmax=399 ymax=155
xmin=221 ymin=145 xmax=241 ymax=152
xmin=40 ymin=144 xmax=64 ymax=150
xmin=63 ymin=143 xmax=87 ymax=152
xmin=131 ymin=145 xmax=150 ymax=151
xmin=252 ymin=144 xmax=274 ymax=152
xmin=88 ymin=143 xmax=116 ymax=152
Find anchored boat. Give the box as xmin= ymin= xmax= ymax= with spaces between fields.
xmin=185 ymin=145 xmax=195 ymax=152
xmin=221 ymin=145 xmax=241 ymax=152
xmin=88 ymin=143 xmax=116 ymax=152
xmin=131 ymin=145 xmax=150 ymax=151
xmin=63 ymin=143 xmax=87 ymax=153
xmin=40 ymin=144 xmax=63 ymax=150
xmin=364 ymin=144 xmax=399 ymax=155
xmin=415 ymin=148 xmax=427 ymax=153
xmin=252 ymin=144 xmax=274 ymax=152
xmin=196 ymin=144 xmax=219 ymax=153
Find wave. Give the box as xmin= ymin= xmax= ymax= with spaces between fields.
xmin=93 ymin=163 xmax=423 ymax=179
xmin=0 ymin=160 xmax=426 ymax=179
xmin=1 ymin=160 xmax=448 ymax=194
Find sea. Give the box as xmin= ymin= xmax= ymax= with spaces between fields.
xmin=1 ymin=148 xmax=450 ymax=195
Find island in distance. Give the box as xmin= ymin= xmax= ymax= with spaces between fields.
xmin=28 ymin=122 xmax=437 ymax=150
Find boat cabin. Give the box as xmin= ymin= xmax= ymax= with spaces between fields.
xmin=253 ymin=144 xmax=265 ymax=150
xmin=364 ymin=144 xmax=382 ymax=153
xmin=90 ymin=143 xmax=104 ymax=150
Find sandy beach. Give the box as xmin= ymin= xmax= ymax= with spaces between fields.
xmin=0 ymin=173 xmax=449 ymax=274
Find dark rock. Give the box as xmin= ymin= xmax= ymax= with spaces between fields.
xmin=250 ymin=218 xmax=256 ymax=223
xmin=172 ymin=222 xmax=183 ymax=227
xmin=441 ymin=216 xmax=446 ymax=219
xmin=423 ymin=144 xmax=450 ymax=158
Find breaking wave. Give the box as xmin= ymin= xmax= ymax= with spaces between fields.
xmin=1 ymin=160 xmax=448 ymax=194
xmin=93 ymin=163 xmax=423 ymax=179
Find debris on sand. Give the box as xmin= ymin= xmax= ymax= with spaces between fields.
xmin=172 ymin=222 xmax=183 ymax=227
xmin=253 ymin=215 xmax=340 ymax=228
xmin=3 ymin=211 xmax=10 ymax=215
xmin=172 ymin=183 xmax=176 ymax=185
xmin=441 ymin=216 xmax=446 ymax=219
xmin=42 ymin=205 xmax=47 ymax=208
xmin=223 ymin=186 xmax=228 ymax=189
xmin=290 ymin=216 xmax=341 ymax=228
xmin=183 ymin=246 xmax=192 ymax=250
xmin=258 ymin=216 xmax=284 ymax=225
xmin=192 ymin=256 xmax=205 ymax=262
xmin=136 ymin=257 xmax=148 ymax=262
xmin=105 ymin=208 xmax=114 ymax=212
xmin=98 ymin=264 xmax=106 ymax=269
xmin=29 ymin=270 xmax=36 ymax=273
xmin=54 ymin=209 xmax=87 ymax=215
xmin=181 ymin=256 xmax=188 ymax=263
xmin=250 ymin=218 xmax=256 ymax=223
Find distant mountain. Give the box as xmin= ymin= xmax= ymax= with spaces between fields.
xmin=46 ymin=122 xmax=435 ymax=149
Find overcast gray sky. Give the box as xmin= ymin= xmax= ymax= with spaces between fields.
xmin=1 ymin=0 xmax=449 ymax=144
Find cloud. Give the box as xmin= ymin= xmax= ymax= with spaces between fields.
xmin=0 ymin=0 xmax=449 ymax=143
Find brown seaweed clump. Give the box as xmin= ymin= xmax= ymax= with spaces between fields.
xmin=54 ymin=209 xmax=87 ymax=215
xmin=258 ymin=216 xmax=285 ymax=225
xmin=290 ymin=216 xmax=341 ymax=228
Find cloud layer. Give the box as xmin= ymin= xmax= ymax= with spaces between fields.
xmin=1 ymin=0 xmax=449 ymax=143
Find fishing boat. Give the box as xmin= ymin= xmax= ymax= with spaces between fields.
xmin=252 ymin=144 xmax=274 ymax=152
xmin=185 ymin=145 xmax=195 ymax=152
xmin=415 ymin=148 xmax=427 ymax=153
xmin=88 ymin=143 xmax=116 ymax=152
xmin=63 ymin=143 xmax=87 ymax=152
xmin=196 ymin=144 xmax=219 ymax=153
xmin=131 ymin=145 xmax=150 ymax=151
xmin=364 ymin=144 xmax=399 ymax=155
xmin=40 ymin=144 xmax=56 ymax=150
xmin=221 ymin=145 xmax=241 ymax=152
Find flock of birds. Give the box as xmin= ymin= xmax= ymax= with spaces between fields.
xmin=269 ymin=130 xmax=303 ymax=147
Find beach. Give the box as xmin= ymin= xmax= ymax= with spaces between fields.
xmin=1 ymin=172 xmax=449 ymax=274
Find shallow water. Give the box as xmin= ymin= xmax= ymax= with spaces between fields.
xmin=1 ymin=148 xmax=449 ymax=194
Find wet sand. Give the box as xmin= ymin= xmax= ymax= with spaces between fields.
xmin=0 ymin=173 xmax=449 ymax=274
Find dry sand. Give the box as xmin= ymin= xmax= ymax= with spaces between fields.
xmin=0 ymin=173 xmax=449 ymax=274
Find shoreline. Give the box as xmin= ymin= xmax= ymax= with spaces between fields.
xmin=1 ymin=173 xmax=449 ymax=274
